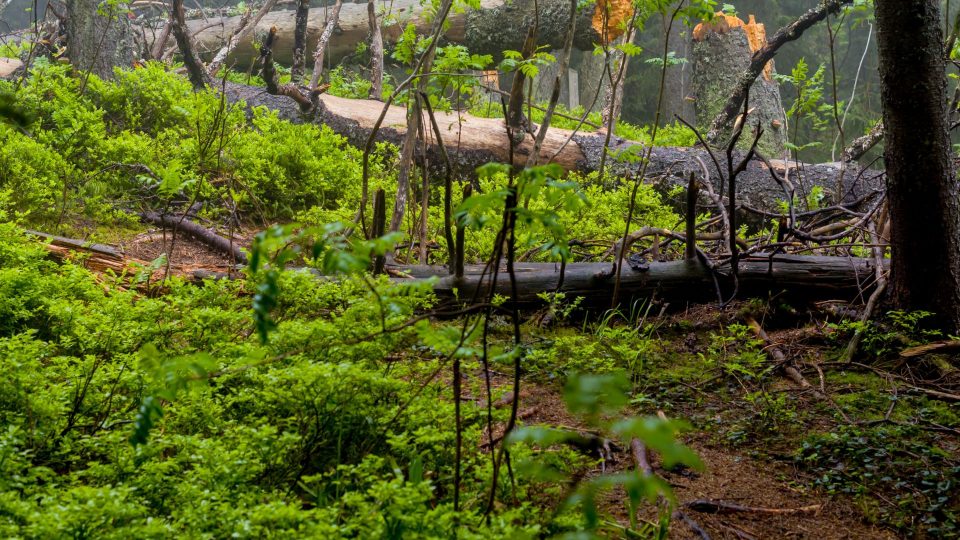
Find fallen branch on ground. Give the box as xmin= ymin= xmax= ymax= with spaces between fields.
xmin=140 ymin=211 xmax=249 ymax=264
xmin=685 ymin=499 xmax=823 ymax=515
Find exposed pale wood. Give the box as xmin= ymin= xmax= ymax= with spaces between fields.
xmin=0 ymin=57 xmax=22 ymax=78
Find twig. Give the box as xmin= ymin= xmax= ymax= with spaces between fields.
xmin=685 ymin=499 xmax=823 ymax=515
xmin=745 ymin=316 xmax=825 ymax=399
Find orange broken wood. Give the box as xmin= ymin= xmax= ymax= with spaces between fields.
xmin=693 ymin=12 xmax=773 ymax=80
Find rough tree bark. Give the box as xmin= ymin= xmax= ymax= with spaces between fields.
xmin=65 ymin=0 xmax=138 ymax=79
xmin=185 ymin=0 xmax=632 ymax=67
xmin=692 ymin=13 xmax=786 ymax=156
xmin=367 ymin=0 xmax=383 ymax=99
xmin=876 ymin=0 xmax=960 ymax=331
xmin=409 ymin=255 xmax=888 ymax=308
xmin=705 ymin=0 xmax=851 ymax=144
xmin=308 ymin=0 xmax=343 ymax=90
xmin=290 ymin=0 xmax=310 ymax=81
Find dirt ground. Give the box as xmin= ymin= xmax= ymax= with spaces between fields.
xmin=510 ymin=381 xmax=898 ymax=539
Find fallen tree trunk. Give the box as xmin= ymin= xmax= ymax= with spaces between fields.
xmin=34 ymin=230 xmax=887 ymax=309
xmin=185 ymin=0 xmax=632 ymax=67
xmin=400 ymin=254 xmax=888 ymax=307
xmin=224 ymin=82 xmax=883 ymax=211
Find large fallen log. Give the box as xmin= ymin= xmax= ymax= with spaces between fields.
xmin=224 ymin=82 xmax=883 ymax=211
xmin=32 ymin=230 xmax=886 ymax=309
xmin=400 ymin=254 xmax=888 ymax=307
xmin=186 ymin=0 xmax=632 ymax=67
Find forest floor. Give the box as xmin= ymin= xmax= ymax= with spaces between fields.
xmin=83 ymin=228 xmax=960 ymax=538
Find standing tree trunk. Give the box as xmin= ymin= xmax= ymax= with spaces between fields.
xmin=367 ymin=0 xmax=383 ymax=99
xmin=65 ymin=0 xmax=137 ymax=79
xmin=692 ymin=13 xmax=786 ymax=156
xmin=291 ymin=0 xmax=311 ymax=81
xmin=601 ymin=25 xmax=636 ymax=130
xmin=309 ymin=0 xmax=345 ymax=89
xmin=876 ymin=0 xmax=960 ymax=331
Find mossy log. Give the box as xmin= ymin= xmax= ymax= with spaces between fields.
xmin=185 ymin=0 xmax=631 ymax=68
xmin=224 ymin=82 xmax=882 ymax=212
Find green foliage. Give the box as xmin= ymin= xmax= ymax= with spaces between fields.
xmin=798 ymin=425 xmax=959 ymax=537
xmin=776 ymin=58 xmax=837 ymax=155
xmin=828 ymin=310 xmax=945 ymax=357
xmin=0 ymin=225 xmax=550 ymax=537
xmin=0 ymin=62 xmax=386 ymax=230
xmin=509 ymin=371 xmax=702 ymax=536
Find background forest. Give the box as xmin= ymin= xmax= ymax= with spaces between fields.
xmin=0 ymin=0 xmax=958 ymax=538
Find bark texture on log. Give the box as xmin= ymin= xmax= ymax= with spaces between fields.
xmin=223 ymin=82 xmax=882 ymax=213
xmin=31 ymin=230 xmax=886 ymax=311
xmin=692 ymin=13 xmax=786 ymax=156
xmin=876 ymin=0 xmax=960 ymax=331
xmin=401 ymin=255 xmax=888 ymax=307
xmin=186 ymin=0 xmax=629 ymax=67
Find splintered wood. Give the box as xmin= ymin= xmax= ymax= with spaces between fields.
xmin=591 ymin=0 xmax=633 ymax=43
xmin=693 ymin=13 xmax=773 ymax=80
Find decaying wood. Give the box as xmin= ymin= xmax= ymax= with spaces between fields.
xmin=366 ymin=0 xmax=383 ymax=99
xmin=140 ymin=211 xmax=249 ymax=264
xmin=900 ymin=340 xmax=960 ymax=358
xmin=408 ymin=255 xmax=888 ymax=308
xmin=290 ymin=0 xmax=310 ymax=80
xmin=171 ymin=0 xmax=212 ymax=89
xmin=630 ymin=438 xmax=653 ymax=475
xmin=28 ymin=230 xmax=231 ymax=284
xmin=33 ymin=229 xmax=887 ymax=312
xmin=307 ymin=0 xmax=343 ymax=90
xmin=842 ymin=121 xmax=884 ymax=162
xmin=207 ymin=0 xmax=281 ymax=75
xmin=693 ymin=13 xmax=786 ymax=156
xmin=260 ymin=26 xmax=314 ymax=110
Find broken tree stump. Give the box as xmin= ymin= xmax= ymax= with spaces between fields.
xmin=692 ymin=13 xmax=787 ymax=156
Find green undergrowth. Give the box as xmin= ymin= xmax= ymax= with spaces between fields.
xmin=1 ymin=63 xmax=683 ymax=265
xmin=522 ymin=303 xmax=959 ymax=539
xmin=0 ymin=225 xmax=544 ymax=537
xmin=0 ymin=224 xmax=707 ymax=538
xmin=0 ymin=62 xmax=395 ymax=232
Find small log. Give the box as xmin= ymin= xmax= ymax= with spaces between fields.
xmin=140 ymin=212 xmax=248 ymax=264
xmin=900 ymin=340 xmax=960 ymax=358
xmin=746 ymin=316 xmax=824 ymax=399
